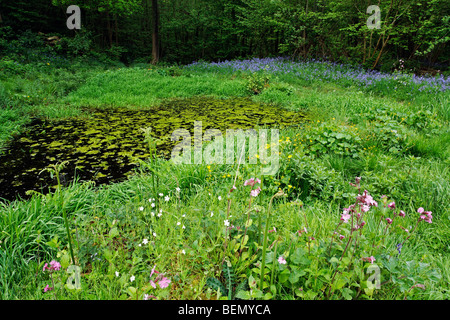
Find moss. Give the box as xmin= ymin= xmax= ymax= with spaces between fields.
xmin=0 ymin=97 xmax=305 ymax=201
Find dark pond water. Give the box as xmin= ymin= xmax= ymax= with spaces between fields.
xmin=0 ymin=97 xmax=304 ymax=201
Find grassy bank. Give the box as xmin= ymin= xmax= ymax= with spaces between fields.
xmin=0 ymin=58 xmax=449 ymax=300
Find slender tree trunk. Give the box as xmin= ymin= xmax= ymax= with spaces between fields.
xmin=106 ymin=11 xmax=113 ymax=48
xmin=152 ymin=0 xmax=160 ymax=64
xmin=114 ymin=13 xmax=119 ymax=45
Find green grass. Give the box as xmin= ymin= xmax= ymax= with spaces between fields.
xmin=0 ymin=58 xmax=449 ymax=300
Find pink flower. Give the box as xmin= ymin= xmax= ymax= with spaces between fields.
xmin=268 ymin=227 xmax=277 ymax=233
xmin=358 ymin=190 xmax=378 ymax=207
xmin=150 ymin=280 xmax=157 ymax=289
xmin=423 ymin=211 xmax=433 ymax=223
xmin=278 ymin=256 xmax=287 ymax=265
xmin=244 ymin=178 xmax=261 ymax=187
xmin=399 ymin=210 xmax=406 ymax=217
xmin=388 ymin=202 xmax=395 ymax=209
xmin=50 ymin=260 xmax=61 ymax=271
xmin=386 ymin=218 xmax=393 ymax=224
xmin=341 ymin=213 xmax=351 ymax=223
xmin=158 ymin=277 xmax=171 ymax=289
xmin=44 ymin=285 xmax=53 ymax=292
xmin=361 ymin=205 xmax=370 ymax=212
xmin=419 ymin=209 xmax=432 ymax=223
xmin=250 ymin=187 xmax=261 ymax=197
xmin=362 ymin=256 xmax=376 ymax=264
xmin=339 ymin=235 xmax=345 ymax=240
xmin=43 ymin=260 xmax=61 ymax=272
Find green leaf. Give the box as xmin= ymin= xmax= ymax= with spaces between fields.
xmin=109 ymin=227 xmax=119 ymax=238
xmin=279 ymin=269 xmax=290 ymax=283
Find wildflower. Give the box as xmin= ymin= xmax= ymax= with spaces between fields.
xmin=115 ymin=271 xmax=120 ymax=277
xmin=182 ymin=225 xmax=186 ymax=229
xmin=399 ymin=210 xmax=406 ymax=217
xmin=142 ymin=238 xmax=148 ymax=245
xmin=417 ymin=207 xmax=424 ymax=214
xmin=130 ymin=275 xmax=135 ymax=282
xmin=362 ymin=256 xmax=376 ymax=264
xmin=157 ymin=212 xmax=162 ymax=218
xmin=250 ymin=187 xmax=261 ymax=197
xmin=218 ymin=196 xmax=222 ymax=201
xmin=177 ymin=222 xmax=181 ymax=226
xmin=158 ymin=277 xmax=171 ymax=289
xmin=159 ymin=193 xmax=164 ymax=197
xmin=388 ymin=202 xmax=396 ymax=209
xmin=268 ymin=227 xmax=277 ymax=233
xmin=224 ymin=220 xmax=230 ymax=227
xmin=397 ymin=243 xmax=403 ymax=254
xmin=361 ymin=205 xmax=370 ymax=212
xmin=339 ymin=235 xmax=345 ymax=240
xmin=181 ymin=249 xmax=186 ymax=254
xmin=44 ymin=260 xmax=61 ymax=271
xmin=151 ymin=202 xmax=156 ymax=208
xmin=176 ymin=187 xmax=181 ymax=193
xmin=44 ymin=285 xmax=53 ymax=292
xmin=244 ymin=178 xmax=261 ymax=187
xmin=341 ymin=213 xmax=351 ymax=223
xmin=153 ymin=232 xmax=157 ymax=237
xmin=278 ymin=256 xmax=287 ymax=265
xmin=139 ymin=206 xmax=144 ymax=211
xmin=420 ymin=211 xmax=433 ymax=223
xmin=210 ymin=212 xmax=214 ymax=217
xmin=386 ymin=218 xmax=393 ymax=224
xmin=165 ymin=195 xmax=170 ymax=202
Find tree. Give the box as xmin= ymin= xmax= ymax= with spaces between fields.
xmin=151 ymin=0 xmax=160 ymax=64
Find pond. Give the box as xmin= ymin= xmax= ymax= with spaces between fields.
xmin=0 ymin=97 xmax=304 ymax=201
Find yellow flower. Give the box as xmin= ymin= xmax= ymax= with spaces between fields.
xmin=288 ymin=155 xmax=292 ymax=159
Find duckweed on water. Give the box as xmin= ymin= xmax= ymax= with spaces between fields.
xmin=0 ymin=97 xmax=305 ymax=201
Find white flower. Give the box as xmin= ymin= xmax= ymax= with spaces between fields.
xmin=130 ymin=275 xmax=135 ymax=282
xmin=181 ymin=249 xmax=186 ymax=254
xmin=182 ymin=225 xmax=186 ymax=229
xmin=182 ymin=214 xmax=186 ymax=218
xmin=218 ymin=196 xmax=222 ymax=201
xmin=176 ymin=187 xmax=181 ymax=192
xmin=151 ymin=212 xmax=155 ymax=217
xmin=177 ymin=222 xmax=181 ymax=226
xmin=139 ymin=206 xmax=144 ymax=211
xmin=224 ymin=219 xmax=230 ymax=227
xmin=153 ymin=232 xmax=157 ymax=237
xmin=138 ymin=244 xmax=141 ymax=247
xmin=142 ymin=238 xmax=148 ymax=245
xmin=144 ymin=294 xmax=150 ymax=300
xmin=115 ymin=271 xmax=119 ymax=277
xmin=165 ymin=195 xmax=170 ymax=202
xmin=151 ymin=202 xmax=156 ymax=208
xmin=157 ymin=213 xmax=162 ymax=218
xmin=159 ymin=193 xmax=164 ymax=197
xmin=210 ymin=212 xmax=214 ymax=217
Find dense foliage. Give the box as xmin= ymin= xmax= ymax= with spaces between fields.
xmin=1 ymin=0 xmax=449 ymax=71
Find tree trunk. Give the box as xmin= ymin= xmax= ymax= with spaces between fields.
xmin=106 ymin=11 xmax=113 ymax=48
xmin=152 ymin=0 xmax=160 ymax=64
